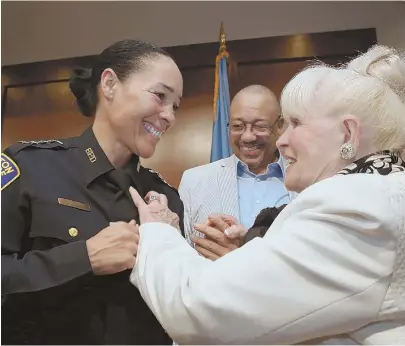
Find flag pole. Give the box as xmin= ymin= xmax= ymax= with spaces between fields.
xmin=213 ymin=22 xmax=229 ymax=119
xmin=210 ymin=22 xmax=232 ymax=162
xmin=219 ymin=22 xmax=227 ymax=54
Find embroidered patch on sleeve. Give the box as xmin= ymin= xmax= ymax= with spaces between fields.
xmin=1 ymin=153 xmax=20 ymax=191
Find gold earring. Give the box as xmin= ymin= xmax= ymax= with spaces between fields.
xmin=340 ymin=143 xmax=355 ymax=160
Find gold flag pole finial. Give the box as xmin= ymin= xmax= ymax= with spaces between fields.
xmin=219 ymin=22 xmax=226 ymax=54
xmin=213 ymin=22 xmax=229 ymax=116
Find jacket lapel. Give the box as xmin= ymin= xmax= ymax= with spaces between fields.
xmin=217 ymin=155 xmax=240 ymax=221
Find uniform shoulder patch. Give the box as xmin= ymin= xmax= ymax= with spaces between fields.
xmin=1 ymin=153 xmax=20 ymax=190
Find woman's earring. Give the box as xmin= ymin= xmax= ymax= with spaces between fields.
xmin=340 ymin=143 xmax=355 ymax=160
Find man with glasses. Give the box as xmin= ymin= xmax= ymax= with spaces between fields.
xmin=179 ymin=85 xmax=297 ymax=259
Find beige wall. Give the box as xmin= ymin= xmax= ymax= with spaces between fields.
xmin=2 ymin=1 xmax=404 ymax=66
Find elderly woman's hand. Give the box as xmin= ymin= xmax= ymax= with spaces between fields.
xmin=192 ymin=214 xmax=248 ymax=260
xmin=129 ymin=187 xmax=180 ymax=231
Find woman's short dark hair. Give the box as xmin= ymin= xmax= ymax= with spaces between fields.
xmin=69 ymin=39 xmax=172 ymax=117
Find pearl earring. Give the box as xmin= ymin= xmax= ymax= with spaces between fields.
xmin=340 ymin=143 xmax=355 ymax=160
xmin=106 ymin=92 xmax=113 ymax=101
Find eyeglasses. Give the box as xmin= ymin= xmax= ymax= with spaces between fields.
xmin=227 ymin=115 xmax=283 ymax=135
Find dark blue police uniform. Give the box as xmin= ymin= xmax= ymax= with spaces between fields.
xmin=1 ymin=127 xmax=184 ymax=344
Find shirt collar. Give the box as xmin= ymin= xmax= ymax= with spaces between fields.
xmin=123 ymin=155 xmax=141 ymax=177
xmin=236 ymin=153 xmax=284 ymax=179
xmin=78 ymin=127 xmax=141 ymax=186
xmin=78 ymin=127 xmax=115 ymax=186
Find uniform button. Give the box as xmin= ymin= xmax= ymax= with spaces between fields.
xmin=69 ymin=227 xmax=78 ymax=237
xmin=256 ymin=200 xmax=260 ymax=204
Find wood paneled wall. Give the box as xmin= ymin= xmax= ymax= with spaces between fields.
xmin=1 ymin=28 xmax=377 ymax=188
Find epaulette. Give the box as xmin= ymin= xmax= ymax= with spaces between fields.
xmin=140 ymin=164 xmax=176 ymax=191
xmin=18 ymin=139 xmax=65 ymax=146
xmin=9 ymin=139 xmax=69 ymax=155
xmin=2 ymin=139 xmax=70 ymax=191
xmin=149 ymin=169 xmax=173 ymax=187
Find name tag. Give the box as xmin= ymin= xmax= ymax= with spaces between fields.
xmin=58 ymin=198 xmax=91 ymax=212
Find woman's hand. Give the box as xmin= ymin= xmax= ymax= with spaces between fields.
xmin=86 ymin=220 xmax=139 ymax=275
xmin=129 ymin=187 xmax=180 ymax=231
xmin=191 ymin=215 xmax=244 ymax=260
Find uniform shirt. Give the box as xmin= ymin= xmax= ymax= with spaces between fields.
xmin=236 ymin=157 xmax=290 ymax=229
xmin=1 ymin=127 xmax=184 ymax=345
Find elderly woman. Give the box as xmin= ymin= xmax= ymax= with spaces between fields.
xmin=128 ymin=45 xmax=405 ymax=344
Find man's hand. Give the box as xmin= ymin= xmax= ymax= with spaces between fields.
xmin=191 ymin=214 xmax=248 ymax=260
xmin=129 ymin=187 xmax=180 ymax=231
xmin=86 ymin=220 xmax=139 ymax=275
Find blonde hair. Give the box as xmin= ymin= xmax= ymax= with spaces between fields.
xmin=280 ymin=45 xmax=405 ymax=151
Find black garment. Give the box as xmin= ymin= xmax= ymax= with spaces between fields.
xmin=242 ymin=205 xmax=287 ymax=245
xmin=1 ymin=127 xmax=185 ymax=345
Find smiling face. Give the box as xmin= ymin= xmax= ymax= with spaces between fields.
xmin=276 ymin=65 xmax=376 ymax=193
xmin=229 ymin=90 xmax=282 ymax=174
xmin=276 ymin=112 xmax=346 ymax=192
xmin=102 ymin=55 xmax=183 ymax=159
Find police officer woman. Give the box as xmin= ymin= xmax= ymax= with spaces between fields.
xmin=1 ymin=39 xmax=184 ymax=345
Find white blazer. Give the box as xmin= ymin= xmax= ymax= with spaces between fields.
xmin=131 ymin=172 xmax=405 ymax=345
xmin=179 ymin=155 xmax=298 ymax=241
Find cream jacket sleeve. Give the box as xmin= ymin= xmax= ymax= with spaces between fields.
xmin=130 ymin=174 xmax=404 ymax=345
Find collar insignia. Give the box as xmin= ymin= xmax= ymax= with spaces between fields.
xmin=85 ymin=148 xmax=97 ymax=163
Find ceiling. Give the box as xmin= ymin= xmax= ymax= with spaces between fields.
xmin=1 ymin=1 xmax=404 ymax=66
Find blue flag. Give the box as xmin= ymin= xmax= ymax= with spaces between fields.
xmin=210 ymin=53 xmax=232 ymax=162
